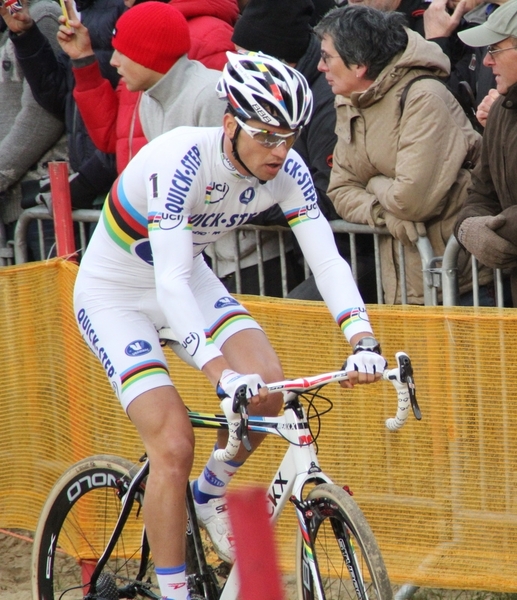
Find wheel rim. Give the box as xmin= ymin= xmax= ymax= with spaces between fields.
xmin=297 ymin=485 xmax=392 ymax=600
xmin=33 ymin=460 xmax=158 ymax=599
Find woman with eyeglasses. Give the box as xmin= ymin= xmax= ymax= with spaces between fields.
xmin=315 ymin=4 xmax=490 ymax=305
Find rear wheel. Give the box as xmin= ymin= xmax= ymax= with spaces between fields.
xmin=296 ymin=483 xmax=394 ymax=600
xmin=32 ymin=454 xmax=158 ymax=600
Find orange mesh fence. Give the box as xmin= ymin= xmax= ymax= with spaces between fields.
xmin=1 ymin=259 xmax=517 ymax=592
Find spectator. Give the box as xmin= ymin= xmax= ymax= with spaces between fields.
xmin=345 ymin=0 xmax=435 ymax=36
xmin=0 ymin=0 xmax=67 ymax=260
xmin=454 ymin=0 xmax=517 ymax=306
xmin=430 ymin=0 xmax=512 ymax=121
xmin=58 ymin=1 xmax=225 ymax=174
xmin=318 ymin=5 xmax=488 ymax=304
xmin=5 ymin=0 xmax=126 ymax=211
xmin=461 ymin=0 xmax=511 ymax=126
xmin=348 ymin=0 xmax=490 ymax=125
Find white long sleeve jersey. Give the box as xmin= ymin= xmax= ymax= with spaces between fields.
xmin=90 ymin=126 xmax=373 ymax=369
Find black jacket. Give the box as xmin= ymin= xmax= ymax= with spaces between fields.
xmin=11 ymin=0 xmax=126 ymax=206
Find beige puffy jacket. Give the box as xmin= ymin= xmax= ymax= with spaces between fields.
xmin=327 ymin=29 xmax=488 ymax=304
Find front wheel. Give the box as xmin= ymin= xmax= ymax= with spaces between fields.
xmin=296 ymin=483 xmax=394 ymax=600
xmin=31 ymin=454 xmax=158 ymax=600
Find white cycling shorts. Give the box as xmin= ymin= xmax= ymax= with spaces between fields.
xmin=73 ymin=253 xmax=261 ymax=412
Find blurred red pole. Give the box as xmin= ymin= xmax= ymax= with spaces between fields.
xmin=227 ymin=486 xmax=285 ymax=600
xmin=48 ymin=161 xmax=77 ymax=261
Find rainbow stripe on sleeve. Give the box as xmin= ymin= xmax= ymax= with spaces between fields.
xmin=337 ymin=308 xmax=365 ymax=334
xmin=284 ymin=208 xmax=307 ymax=228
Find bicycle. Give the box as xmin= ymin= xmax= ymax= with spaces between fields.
xmin=31 ymin=351 xmax=421 ymax=600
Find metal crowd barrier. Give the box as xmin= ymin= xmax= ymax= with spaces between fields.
xmin=0 ymin=220 xmax=14 ymax=266
xmin=200 ymin=221 xmax=437 ymax=305
xmin=13 ymin=206 xmax=101 ymax=265
xmin=440 ymin=234 xmax=507 ymax=307
xmin=10 ymin=206 xmax=509 ymax=307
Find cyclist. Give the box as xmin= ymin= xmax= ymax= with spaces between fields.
xmin=74 ymin=51 xmax=387 ymax=600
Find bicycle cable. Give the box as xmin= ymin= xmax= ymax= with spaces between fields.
xmin=300 ymin=387 xmax=333 ymax=454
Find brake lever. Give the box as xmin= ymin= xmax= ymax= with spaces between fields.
xmin=233 ymin=385 xmax=252 ymax=452
xmin=396 ymin=352 xmax=422 ymax=420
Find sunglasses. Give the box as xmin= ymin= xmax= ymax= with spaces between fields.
xmin=234 ymin=116 xmax=301 ymax=149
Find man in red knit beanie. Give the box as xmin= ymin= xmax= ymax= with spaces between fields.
xmin=56 ymin=0 xmax=225 ymax=174
xmin=111 ymin=2 xmax=190 ymax=83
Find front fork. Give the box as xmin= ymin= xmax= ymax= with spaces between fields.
xmin=291 ymin=491 xmax=327 ymax=600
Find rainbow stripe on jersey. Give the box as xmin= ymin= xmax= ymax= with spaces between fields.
xmin=102 ymin=175 xmax=148 ymax=252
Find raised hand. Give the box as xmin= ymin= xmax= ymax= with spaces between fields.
xmin=56 ymin=0 xmax=94 ymax=60
xmin=0 ymin=0 xmax=34 ymax=35
xmin=424 ymin=0 xmax=469 ymax=39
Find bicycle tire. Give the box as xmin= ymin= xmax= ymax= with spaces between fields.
xmin=32 ymin=454 xmax=158 ymax=600
xmin=296 ymin=483 xmax=394 ymax=600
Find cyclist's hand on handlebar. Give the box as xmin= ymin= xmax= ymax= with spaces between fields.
xmin=216 ymin=369 xmax=266 ymax=421
xmin=341 ymin=351 xmax=387 ymax=389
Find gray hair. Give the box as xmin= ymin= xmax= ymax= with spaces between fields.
xmin=315 ymin=5 xmax=408 ymax=80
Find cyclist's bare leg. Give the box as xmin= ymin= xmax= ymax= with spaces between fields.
xmin=218 ymin=328 xmax=284 ymax=461
xmin=192 ymin=329 xmax=284 ymax=562
xmin=127 ymin=385 xmax=194 ymax=568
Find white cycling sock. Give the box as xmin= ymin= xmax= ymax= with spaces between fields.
xmin=194 ymin=444 xmax=243 ymax=502
xmin=155 ymin=564 xmax=188 ymax=600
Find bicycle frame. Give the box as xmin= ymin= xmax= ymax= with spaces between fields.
xmin=83 ymin=354 xmax=420 ymax=600
xmin=83 ymin=396 xmax=328 ymax=600
xmin=193 ymin=394 xmax=341 ymax=600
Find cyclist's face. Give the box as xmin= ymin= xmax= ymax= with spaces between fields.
xmin=223 ymin=114 xmax=292 ymax=181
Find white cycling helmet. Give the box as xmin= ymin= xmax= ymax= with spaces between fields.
xmin=216 ymin=51 xmax=314 ymax=130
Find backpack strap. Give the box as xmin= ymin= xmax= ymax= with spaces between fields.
xmin=399 ymin=74 xmax=477 ymax=169
xmin=399 ymin=74 xmax=447 ymax=115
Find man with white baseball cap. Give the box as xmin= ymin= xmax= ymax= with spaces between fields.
xmin=454 ymin=0 xmax=517 ymax=307
xmin=458 ymin=0 xmax=517 ymax=95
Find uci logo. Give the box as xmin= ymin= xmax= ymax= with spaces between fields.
xmin=350 ymin=307 xmax=369 ymax=322
xmin=298 ymin=202 xmax=321 ymax=221
xmin=125 ymin=340 xmax=152 ymax=357
xmin=182 ymin=332 xmax=200 ymax=356
xmin=205 ymin=182 xmax=229 ymax=204
xmin=155 ymin=213 xmax=184 ymax=230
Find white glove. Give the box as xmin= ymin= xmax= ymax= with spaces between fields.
xmin=216 ymin=369 xmax=265 ymax=422
xmin=343 ymin=351 xmax=387 ymax=376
